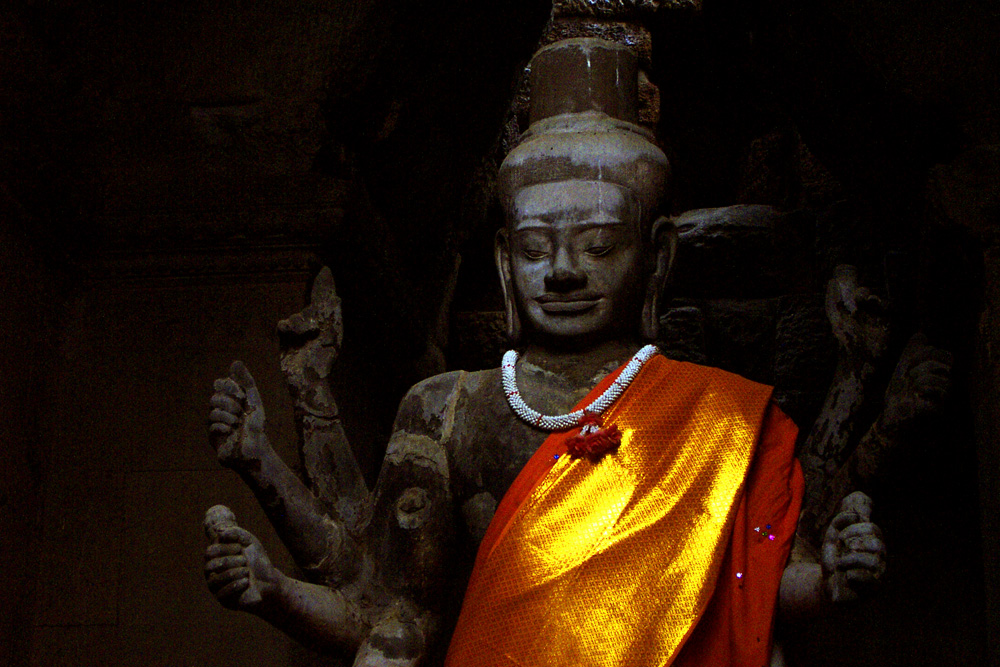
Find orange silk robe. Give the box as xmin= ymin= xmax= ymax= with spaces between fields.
xmin=445 ymin=355 xmax=803 ymax=667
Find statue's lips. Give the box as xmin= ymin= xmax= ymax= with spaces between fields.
xmin=536 ymin=295 xmax=601 ymax=313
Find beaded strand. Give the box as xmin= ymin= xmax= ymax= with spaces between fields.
xmin=501 ymin=344 xmax=659 ymax=432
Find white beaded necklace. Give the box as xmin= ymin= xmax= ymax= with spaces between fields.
xmin=501 ymin=344 xmax=659 ymax=432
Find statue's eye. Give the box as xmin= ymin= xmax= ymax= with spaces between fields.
xmin=522 ymin=249 xmax=548 ymax=260
xmin=585 ymin=245 xmax=613 ymax=257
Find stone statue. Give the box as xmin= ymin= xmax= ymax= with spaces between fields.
xmin=201 ymin=32 xmax=900 ymax=667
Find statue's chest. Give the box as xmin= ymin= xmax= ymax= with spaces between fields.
xmin=447 ymin=370 xmax=590 ymax=544
xmin=447 ymin=392 xmax=549 ymax=538
xmin=452 ymin=410 xmax=546 ymax=498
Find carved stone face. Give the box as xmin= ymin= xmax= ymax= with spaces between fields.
xmin=506 ymin=180 xmax=647 ymax=346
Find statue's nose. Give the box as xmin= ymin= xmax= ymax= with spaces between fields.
xmin=545 ymin=247 xmax=586 ymax=291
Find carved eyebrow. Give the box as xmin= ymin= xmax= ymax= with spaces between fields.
xmin=512 ymin=223 xmax=554 ymax=234
xmin=569 ymin=220 xmax=627 ymax=230
xmin=513 ymin=219 xmax=627 ymax=232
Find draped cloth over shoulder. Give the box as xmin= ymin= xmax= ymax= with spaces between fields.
xmin=445 ymin=355 xmax=803 ymax=667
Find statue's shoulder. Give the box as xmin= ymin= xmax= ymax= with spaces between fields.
xmin=655 ymin=355 xmax=774 ymax=404
xmin=674 ymin=357 xmax=765 ymax=380
xmin=391 ymin=368 xmax=503 ymax=439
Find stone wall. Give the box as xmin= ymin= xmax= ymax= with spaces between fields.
xmin=26 ymin=262 xmax=314 ymax=666
xmin=0 ymin=191 xmax=59 ymax=667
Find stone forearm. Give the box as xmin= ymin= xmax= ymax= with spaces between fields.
xmin=778 ymin=561 xmax=827 ymax=622
xmin=255 ymin=570 xmax=370 ymax=655
xmin=798 ymin=356 xmax=879 ymax=543
xmin=235 ymin=432 xmax=358 ymax=583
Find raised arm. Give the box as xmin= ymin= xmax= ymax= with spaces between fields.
xmin=205 ymin=361 xmax=466 ymax=665
xmin=203 ymin=507 xmax=368 ymax=655
xmin=797 ymin=265 xmax=891 ymax=544
xmin=209 ymin=361 xmax=357 ymax=583
xmin=277 ymin=267 xmax=368 ymax=529
xmin=779 ymin=491 xmax=886 ymax=621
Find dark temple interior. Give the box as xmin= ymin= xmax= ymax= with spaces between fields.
xmin=2 ymin=1 xmax=998 ymax=665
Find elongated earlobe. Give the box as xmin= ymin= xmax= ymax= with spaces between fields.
xmin=641 ymin=216 xmax=678 ymax=340
xmin=495 ymin=228 xmax=522 ymax=343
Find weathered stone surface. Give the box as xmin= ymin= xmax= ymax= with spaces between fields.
xmin=927 ymin=145 xmax=1000 ymax=245
xmin=541 ymin=19 xmax=652 ymax=63
xmin=529 ymin=39 xmax=640 ymax=126
xmin=33 ymin=468 xmax=123 ymax=627
xmin=772 ymin=293 xmax=837 ymax=424
xmin=672 ymin=205 xmax=816 ymax=298
xmin=697 ymin=297 xmax=778 ymax=383
xmin=3 ymin=0 xmax=995 ymax=664
xmin=773 ymin=294 xmax=833 ymax=386
xmin=657 ymin=305 xmax=708 ymax=364
xmin=461 ymin=492 xmax=498 ymax=543
xmin=552 ymin=0 xmax=700 ymax=17
xmin=450 ymin=311 xmax=508 ymax=372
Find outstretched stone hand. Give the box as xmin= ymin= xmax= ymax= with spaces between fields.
xmin=209 ymin=361 xmax=266 ymax=468
xmin=822 ymin=491 xmax=886 ymax=603
xmin=203 ymin=505 xmax=281 ymax=612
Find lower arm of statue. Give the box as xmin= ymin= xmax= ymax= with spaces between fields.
xmin=258 ymin=571 xmax=368 ymax=653
xmin=779 ymin=562 xmax=827 ymax=621
xmin=239 ymin=434 xmax=353 ymax=577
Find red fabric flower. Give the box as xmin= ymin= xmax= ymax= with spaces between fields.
xmin=566 ymin=416 xmax=622 ymax=461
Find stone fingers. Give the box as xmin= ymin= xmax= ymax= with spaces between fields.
xmin=228 ymin=361 xmax=265 ymax=429
xmin=204 ymin=539 xmax=251 ymax=609
xmin=837 ymin=491 xmax=873 ymax=522
xmin=211 ymin=393 xmax=242 ymax=414
xmin=213 ymin=377 xmax=245 ymax=402
xmin=209 ymin=378 xmax=245 ymax=459
xmin=837 ymin=552 xmax=883 ymax=573
xmin=838 ymin=522 xmax=884 ymax=548
xmin=838 ymin=522 xmax=886 ymax=583
xmin=215 ymin=578 xmax=251 ymax=608
xmin=229 ymin=361 xmax=262 ymax=408
xmin=205 ymin=554 xmax=248 ymax=572
xmin=209 ymin=422 xmax=233 ymax=438
xmin=206 ymin=565 xmax=250 ymax=589
xmin=205 ymin=542 xmax=244 ymax=559
xmin=215 ymin=525 xmax=255 ymax=548
xmin=210 ymin=408 xmax=238 ymax=426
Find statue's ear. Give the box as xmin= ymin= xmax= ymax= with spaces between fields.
xmin=495 ymin=228 xmax=522 ymax=343
xmin=641 ymin=216 xmax=678 ymax=340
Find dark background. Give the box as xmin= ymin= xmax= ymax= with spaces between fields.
xmin=1 ymin=1 xmax=997 ymax=665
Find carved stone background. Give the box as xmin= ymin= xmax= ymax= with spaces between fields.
xmin=1 ymin=1 xmax=997 ymax=666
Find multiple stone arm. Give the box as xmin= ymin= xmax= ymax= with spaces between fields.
xmin=209 ymin=361 xmax=357 ymax=584
xmin=780 ymin=264 xmax=951 ymax=637
xmin=277 ymin=266 xmax=368 ymax=530
xmin=206 ymin=350 xmax=460 ymax=664
xmin=852 ymin=332 xmax=953 ymax=484
xmin=201 ymin=260 xmax=948 ymax=663
xmin=778 ymin=491 xmax=886 ymax=621
xmin=798 ymin=266 xmax=953 ymax=544
xmin=797 ymin=265 xmax=891 ymax=545
xmin=203 ymin=512 xmax=367 ymax=652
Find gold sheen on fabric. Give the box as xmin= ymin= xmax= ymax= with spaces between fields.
xmin=446 ymin=356 xmax=773 ymax=667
